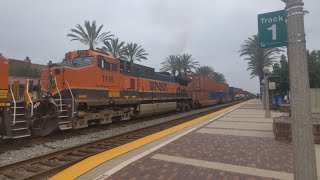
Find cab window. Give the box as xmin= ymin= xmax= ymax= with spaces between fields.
xmin=73 ymin=57 xmax=93 ymax=67
xmin=111 ymin=63 xmax=118 ymax=71
xmin=99 ymin=59 xmax=111 ymax=70
xmin=62 ymin=59 xmax=72 ymax=65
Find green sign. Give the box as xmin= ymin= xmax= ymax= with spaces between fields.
xmin=258 ymin=10 xmax=287 ymax=48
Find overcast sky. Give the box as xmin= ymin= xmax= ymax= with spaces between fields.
xmin=0 ymin=0 xmax=319 ymax=93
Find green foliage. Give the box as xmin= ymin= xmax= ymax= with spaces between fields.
xmin=179 ymin=54 xmax=199 ymax=78
xmin=160 ymin=55 xmax=179 ymax=76
xmin=271 ymin=54 xmax=289 ymax=96
xmin=307 ymin=50 xmax=320 ymax=88
xmin=213 ymin=72 xmax=227 ymax=83
xmin=123 ymin=43 xmax=148 ymax=62
xmin=271 ymin=50 xmax=320 ymax=96
xmin=239 ymin=35 xmax=283 ymax=85
xmin=160 ymin=54 xmax=199 ymax=78
xmin=67 ymin=20 xmax=113 ymax=50
xmin=196 ymin=65 xmax=226 ymax=83
xmin=196 ymin=66 xmax=215 ymax=78
xmin=10 ymin=66 xmax=41 ymax=78
xmin=98 ymin=38 xmax=126 ymax=59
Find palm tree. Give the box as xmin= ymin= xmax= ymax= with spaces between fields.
xmin=239 ymin=35 xmax=282 ymax=85
xmin=98 ymin=38 xmax=126 ymax=59
xmin=67 ymin=20 xmax=113 ymax=50
xmin=213 ymin=72 xmax=226 ymax=83
xmin=196 ymin=65 xmax=216 ymax=78
xmin=179 ymin=54 xmax=199 ymax=78
xmin=160 ymin=55 xmax=179 ymax=76
xmin=124 ymin=43 xmax=148 ymax=62
xmin=196 ymin=66 xmax=226 ymax=82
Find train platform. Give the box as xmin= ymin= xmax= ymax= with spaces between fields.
xmin=50 ymin=100 xmax=320 ymax=180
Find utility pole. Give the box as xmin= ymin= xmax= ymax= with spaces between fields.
xmin=281 ymin=0 xmax=317 ymax=179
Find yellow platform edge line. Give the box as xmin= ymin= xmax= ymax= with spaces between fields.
xmin=49 ymin=102 xmax=246 ymax=180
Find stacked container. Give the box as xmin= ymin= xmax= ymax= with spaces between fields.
xmin=188 ymin=74 xmax=230 ymax=107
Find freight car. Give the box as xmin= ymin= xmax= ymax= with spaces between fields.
xmin=188 ymin=74 xmax=231 ymax=107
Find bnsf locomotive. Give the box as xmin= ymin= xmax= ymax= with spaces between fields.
xmin=0 ymin=50 xmax=251 ymax=139
xmin=40 ymin=50 xmax=193 ymax=131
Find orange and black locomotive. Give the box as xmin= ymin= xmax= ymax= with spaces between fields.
xmin=40 ymin=50 xmax=193 ymax=131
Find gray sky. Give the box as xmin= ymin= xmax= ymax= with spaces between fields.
xmin=0 ymin=0 xmax=319 ymax=93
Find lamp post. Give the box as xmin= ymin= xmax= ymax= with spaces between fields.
xmin=261 ymin=80 xmax=265 ymax=110
xmin=280 ymin=0 xmax=317 ymax=179
xmin=263 ymin=67 xmax=271 ymax=118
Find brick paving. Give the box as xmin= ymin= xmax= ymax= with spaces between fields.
xmin=97 ymin=100 xmax=302 ymax=179
xmin=155 ymin=133 xmax=293 ymax=173
xmin=107 ymin=156 xmax=278 ymax=180
xmin=106 ymin=133 xmax=293 ymax=180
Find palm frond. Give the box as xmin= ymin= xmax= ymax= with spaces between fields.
xmin=67 ymin=20 xmax=113 ymax=50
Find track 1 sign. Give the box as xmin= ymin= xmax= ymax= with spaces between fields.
xmin=258 ymin=10 xmax=287 ymax=48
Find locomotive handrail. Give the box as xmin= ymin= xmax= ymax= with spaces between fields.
xmin=9 ymin=77 xmax=16 ymax=125
xmin=65 ymin=80 xmax=74 ymax=118
xmin=54 ymin=77 xmax=63 ymax=112
xmin=26 ymin=79 xmax=34 ymax=117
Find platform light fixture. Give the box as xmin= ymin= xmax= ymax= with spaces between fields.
xmin=263 ymin=66 xmax=271 ymax=118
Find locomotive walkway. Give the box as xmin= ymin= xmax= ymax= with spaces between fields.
xmin=50 ymin=100 xmax=320 ymax=180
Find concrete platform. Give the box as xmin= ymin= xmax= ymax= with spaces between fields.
xmin=49 ymin=100 xmax=320 ymax=180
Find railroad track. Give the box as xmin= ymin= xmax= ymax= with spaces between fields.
xmin=0 ymin=101 xmax=241 ymax=180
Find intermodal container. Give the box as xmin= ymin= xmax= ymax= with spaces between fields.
xmin=188 ymin=90 xmax=219 ymax=107
xmin=229 ymin=87 xmax=235 ymax=95
xmin=209 ymin=92 xmax=226 ymax=100
xmin=189 ymin=74 xmax=229 ymax=93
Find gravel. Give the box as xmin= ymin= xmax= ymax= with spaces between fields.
xmin=0 ymin=104 xmax=228 ymax=166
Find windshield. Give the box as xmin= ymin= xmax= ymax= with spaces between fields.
xmin=62 ymin=57 xmax=94 ymax=67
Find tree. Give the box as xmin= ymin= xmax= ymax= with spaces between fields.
xmin=307 ymin=50 xmax=320 ymax=88
xmin=196 ymin=66 xmax=215 ymax=78
xmin=213 ymin=72 xmax=226 ymax=83
xmin=10 ymin=66 xmax=41 ymax=78
xmin=67 ymin=20 xmax=113 ymax=50
xmin=196 ymin=65 xmax=226 ymax=83
xmin=271 ymin=54 xmax=289 ymax=96
xmin=98 ymin=38 xmax=126 ymax=59
xmin=124 ymin=43 xmax=148 ymax=62
xmin=160 ymin=55 xmax=179 ymax=76
xmin=239 ymin=35 xmax=283 ymax=86
xmin=179 ymin=54 xmax=199 ymax=78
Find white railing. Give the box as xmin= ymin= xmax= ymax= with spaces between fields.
xmin=65 ymin=80 xmax=74 ymax=118
xmin=26 ymin=79 xmax=34 ymax=117
xmin=9 ymin=77 xmax=16 ymax=125
xmin=54 ymin=77 xmax=62 ymax=112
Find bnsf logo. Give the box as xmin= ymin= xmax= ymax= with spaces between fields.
xmin=150 ymin=82 xmax=167 ymax=91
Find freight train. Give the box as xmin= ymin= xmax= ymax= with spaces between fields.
xmin=0 ymin=51 xmax=253 ymax=139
